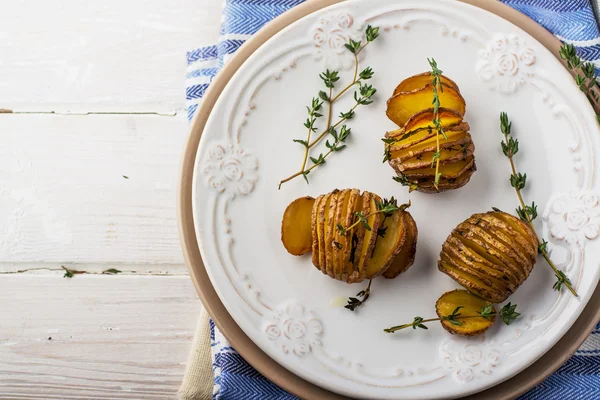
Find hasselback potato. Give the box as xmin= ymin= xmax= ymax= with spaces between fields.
xmin=281 ymin=189 xmax=418 ymax=283
xmin=385 ymin=72 xmax=476 ymax=193
xmin=438 ymin=211 xmax=538 ymax=303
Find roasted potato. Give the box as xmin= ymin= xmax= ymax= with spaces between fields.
xmin=385 ymin=73 xmax=476 ymax=193
xmin=281 ymin=189 xmax=418 ymax=283
xmin=436 ymin=289 xmax=496 ymax=336
xmin=281 ymin=196 xmax=315 ymax=255
xmin=438 ymin=211 xmax=538 ymax=303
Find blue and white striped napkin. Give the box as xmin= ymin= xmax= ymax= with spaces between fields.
xmin=185 ymin=1 xmax=600 ymax=399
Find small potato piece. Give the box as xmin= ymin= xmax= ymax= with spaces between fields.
xmin=436 ymin=289 xmax=496 ymax=336
xmin=281 ymin=196 xmax=315 ymax=255
xmin=383 ymin=212 xmax=418 ymax=279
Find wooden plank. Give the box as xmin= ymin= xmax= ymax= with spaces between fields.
xmin=0 ymin=0 xmax=222 ymax=112
xmin=0 ymin=275 xmax=200 ymax=399
xmin=0 ymin=114 xmax=188 ymax=266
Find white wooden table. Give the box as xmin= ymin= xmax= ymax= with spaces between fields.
xmin=0 ymin=1 xmax=222 ymax=398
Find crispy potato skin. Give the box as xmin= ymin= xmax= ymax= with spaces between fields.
xmin=438 ymin=211 xmax=538 ymax=303
xmin=436 ymin=289 xmax=496 ymax=336
xmin=385 ymin=74 xmax=476 ymax=194
xmin=282 ymin=189 xmax=419 ymax=283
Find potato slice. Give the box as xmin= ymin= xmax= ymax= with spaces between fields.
xmin=316 ymin=193 xmax=333 ymax=275
xmin=403 ymin=156 xmax=475 ymax=180
xmin=281 ymin=196 xmax=316 ymax=256
xmin=413 ymin=169 xmax=475 ymax=194
xmin=393 ymin=142 xmax=474 ymax=172
xmin=393 ymin=72 xmax=460 ymax=95
xmin=365 ymin=209 xmax=406 ymax=279
xmin=436 ymin=289 xmax=496 ymax=336
xmin=386 ymin=85 xmax=466 ymax=128
xmin=439 ymin=261 xmax=505 ymax=303
xmin=324 ymin=190 xmax=339 ymax=278
xmin=347 ymin=192 xmax=366 ymax=283
xmin=358 ymin=193 xmax=383 ymax=277
xmin=492 ymin=212 xmax=538 ymax=255
xmin=440 ymin=251 xmax=512 ymax=296
xmin=339 ymin=189 xmax=361 ymax=281
xmin=383 ymin=212 xmax=418 ymax=279
xmin=443 ymin=236 xmax=519 ymax=287
xmin=333 ymin=189 xmax=351 ymax=280
xmin=311 ymin=195 xmax=324 ymax=269
xmin=386 ymin=108 xmax=467 ymax=142
xmin=390 ymin=129 xmax=469 ymax=159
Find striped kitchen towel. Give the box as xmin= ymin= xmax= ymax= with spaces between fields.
xmin=184 ymin=1 xmax=600 ymax=399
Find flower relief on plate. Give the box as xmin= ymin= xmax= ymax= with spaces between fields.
xmin=312 ymin=11 xmax=364 ymax=70
xmin=476 ymin=33 xmax=536 ymax=93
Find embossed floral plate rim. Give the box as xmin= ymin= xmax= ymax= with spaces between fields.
xmin=178 ymin=1 xmax=600 ymax=399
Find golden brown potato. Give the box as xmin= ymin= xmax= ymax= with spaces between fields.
xmin=324 ymin=191 xmax=339 ymax=278
xmin=281 ymin=196 xmax=315 ymax=255
xmin=281 ymin=189 xmax=418 ymax=283
xmin=436 ymin=289 xmax=496 ymax=336
xmin=438 ymin=211 xmax=538 ymax=303
xmin=385 ymin=73 xmax=476 ymax=194
xmin=387 ymin=84 xmax=466 ymax=128
xmin=393 ymin=72 xmax=460 ymax=96
xmin=311 ymin=195 xmax=323 ymax=268
xmin=382 ymin=212 xmax=418 ymax=279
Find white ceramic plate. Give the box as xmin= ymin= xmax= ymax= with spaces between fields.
xmin=192 ymin=0 xmax=600 ymax=398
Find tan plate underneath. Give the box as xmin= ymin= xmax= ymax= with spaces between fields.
xmin=178 ymin=1 xmax=600 ymax=398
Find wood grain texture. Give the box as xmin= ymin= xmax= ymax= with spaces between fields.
xmin=0 ymin=0 xmax=224 ymax=397
xmin=0 ymin=275 xmax=200 ymax=399
xmin=0 ymin=0 xmax=222 ymax=112
xmin=0 ymin=114 xmax=188 ymax=266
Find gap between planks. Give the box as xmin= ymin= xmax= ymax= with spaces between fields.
xmin=0 ymin=263 xmax=189 ymax=276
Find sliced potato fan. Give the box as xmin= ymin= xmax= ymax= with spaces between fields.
xmin=281 ymin=189 xmax=418 ymax=283
xmin=385 ymin=72 xmax=476 ymax=193
xmin=438 ymin=211 xmax=538 ymax=303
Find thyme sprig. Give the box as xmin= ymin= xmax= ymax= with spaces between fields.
xmin=559 ymin=43 xmax=600 ymax=122
xmin=336 ymin=198 xmax=410 ymax=236
xmin=346 ymin=279 xmax=372 ymax=311
xmin=392 ymin=173 xmax=419 ymax=192
xmin=383 ymin=302 xmax=520 ymax=333
xmin=499 ymin=112 xmax=578 ymax=297
xmin=428 ymin=58 xmax=446 ymax=188
xmin=278 ymin=25 xmax=380 ymax=189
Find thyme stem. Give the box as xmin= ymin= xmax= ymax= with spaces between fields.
xmin=500 ymin=113 xmax=578 ymax=297
xmin=278 ymin=26 xmax=379 ymax=189
xmin=384 ymin=316 xmax=482 ymax=333
xmin=307 ymin=102 xmax=360 ymax=148
xmin=329 ymin=44 xmax=368 ymax=103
